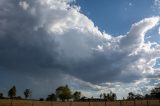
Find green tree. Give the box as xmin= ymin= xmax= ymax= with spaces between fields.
xmin=127 ymin=92 xmax=135 ymax=100
xmin=103 ymin=93 xmax=107 ymax=99
xmin=24 ymin=89 xmax=32 ymax=99
xmin=99 ymin=93 xmax=103 ymax=99
xmin=56 ymin=85 xmax=72 ymax=101
xmin=102 ymin=92 xmax=116 ymax=101
xmin=8 ymin=85 xmax=16 ymax=99
xmin=134 ymin=94 xmax=143 ymax=100
xmin=145 ymin=94 xmax=151 ymax=99
xmin=150 ymin=87 xmax=160 ymax=99
xmin=73 ymin=91 xmax=81 ymax=101
xmin=111 ymin=92 xmax=117 ymax=100
xmin=80 ymin=96 xmax=87 ymax=101
xmin=46 ymin=93 xmax=56 ymax=101
xmin=0 ymin=93 xmax=3 ymax=98
xmin=107 ymin=92 xmax=117 ymax=101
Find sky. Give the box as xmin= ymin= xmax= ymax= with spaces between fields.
xmin=75 ymin=0 xmax=159 ymax=35
xmin=0 ymin=0 xmax=160 ymax=99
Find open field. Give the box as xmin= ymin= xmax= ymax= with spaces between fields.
xmin=0 ymin=99 xmax=160 ymax=106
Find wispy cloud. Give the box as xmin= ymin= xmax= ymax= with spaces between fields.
xmin=154 ymin=0 xmax=160 ymax=9
xmin=153 ymin=0 xmax=160 ymax=14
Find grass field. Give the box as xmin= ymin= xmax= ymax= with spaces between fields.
xmin=0 ymin=99 xmax=160 ymax=106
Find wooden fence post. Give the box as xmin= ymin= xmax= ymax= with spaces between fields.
xmin=50 ymin=101 xmax=52 ymax=106
xmin=120 ymin=101 xmax=122 ymax=106
xmin=70 ymin=101 xmax=72 ymax=106
xmin=147 ymin=100 xmax=149 ymax=106
xmin=32 ymin=100 xmax=34 ymax=106
xmin=134 ymin=100 xmax=135 ymax=106
xmin=10 ymin=99 xmax=13 ymax=106
xmin=105 ymin=101 xmax=106 ymax=106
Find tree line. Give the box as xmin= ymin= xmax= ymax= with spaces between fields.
xmin=0 ymin=85 xmax=160 ymax=101
xmin=127 ymin=87 xmax=160 ymax=100
xmin=0 ymin=85 xmax=32 ymax=100
xmin=0 ymin=85 xmax=81 ymax=101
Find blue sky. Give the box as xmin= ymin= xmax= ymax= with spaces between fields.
xmin=0 ymin=0 xmax=160 ymax=99
xmin=75 ymin=0 xmax=158 ymax=35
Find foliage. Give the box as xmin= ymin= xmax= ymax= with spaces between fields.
xmin=8 ymin=85 xmax=16 ymax=99
xmin=24 ymin=89 xmax=32 ymax=99
xmin=101 ymin=92 xmax=117 ymax=101
xmin=39 ymin=98 xmax=44 ymax=101
xmin=0 ymin=93 xmax=3 ymax=98
xmin=144 ymin=94 xmax=151 ymax=99
xmin=80 ymin=96 xmax=87 ymax=101
xmin=46 ymin=93 xmax=56 ymax=101
xmin=56 ymin=85 xmax=72 ymax=101
xmin=73 ymin=91 xmax=81 ymax=101
xmin=134 ymin=94 xmax=144 ymax=100
xmin=150 ymin=87 xmax=160 ymax=98
xmin=127 ymin=92 xmax=135 ymax=100
xmin=99 ymin=93 xmax=103 ymax=99
xmin=127 ymin=92 xmax=144 ymax=100
xmin=107 ymin=92 xmax=117 ymax=101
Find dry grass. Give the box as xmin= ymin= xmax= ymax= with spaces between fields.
xmin=0 ymin=99 xmax=160 ymax=106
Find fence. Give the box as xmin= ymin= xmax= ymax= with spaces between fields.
xmin=0 ymin=99 xmax=160 ymax=106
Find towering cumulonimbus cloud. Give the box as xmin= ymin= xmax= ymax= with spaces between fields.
xmin=0 ymin=0 xmax=160 ymax=98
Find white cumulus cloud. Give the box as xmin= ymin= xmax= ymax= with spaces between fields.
xmin=19 ymin=1 xmax=30 ymax=10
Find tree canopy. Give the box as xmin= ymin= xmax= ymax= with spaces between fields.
xmin=150 ymin=87 xmax=160 ymax=99
xmin=73 ymin=91 xmax=81 ymax=101
xmin=0 ymin=93 xmax=3 ymax=99
xmin=46 ymin=93 xmax=56 ymax=101
xmin=24 ymin=89 xmax=32 ymax=99
xmin=100 ymin=92 xmax=117 ymax=101
xmin=56 ymin=85 xmax=72 ymax=101
xmin=8 ymin=85 xmax=16 ymax=99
